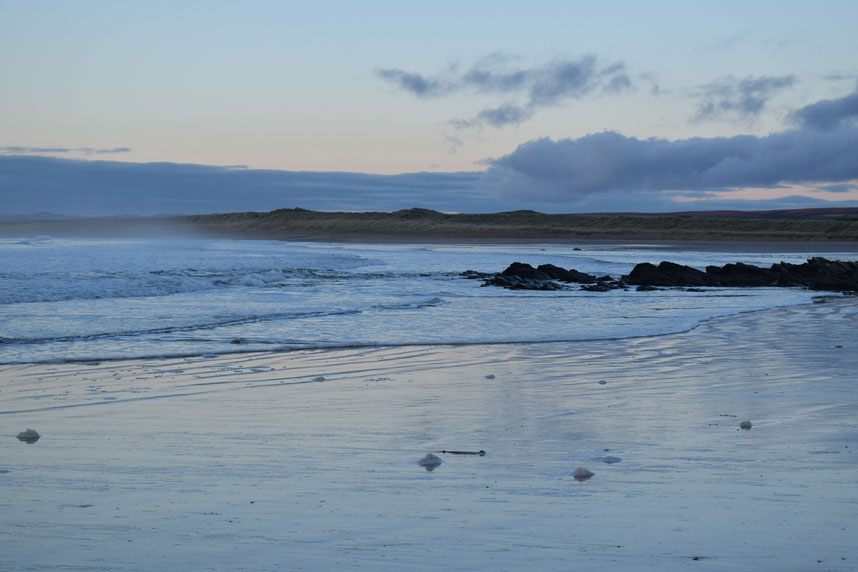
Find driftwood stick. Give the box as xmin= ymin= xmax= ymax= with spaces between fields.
xmin=439 ymin=450 xmax=486 ymax=456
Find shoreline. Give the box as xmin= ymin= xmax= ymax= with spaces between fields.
xmin=0 ymin=293 xmax=843 ymax=368
xmin=2 ymin=298 xmax=856 ymax=570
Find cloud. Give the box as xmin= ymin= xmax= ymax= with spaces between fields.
xmin=0 ymin=155 xmax=487 ymax=216
xmin=374 ymin=69 xmax=449 ymax=97
xmin=378 ymin=54 xmax=632 ymax=129
xmin=699 ymin=33 xmax=746 ymax=53
xmin=1 ymin=154 xmax=856 ymax=217
xmin=790 ymin=82 xmax=858 ymax=130
xmin=818 ymin=183 xmax=858 ymax=193
xmin=80 ymin=147 xmax=133 ymax=155
xmin=480 ymin=126 xmax=858 ymax=203
xmin=451 ymin=103 xmax=533 ymax=129
xmin=692 ymin=75 xmax=796 ymax=122
xmin=0 ymin=146 xmax=131 ymax=155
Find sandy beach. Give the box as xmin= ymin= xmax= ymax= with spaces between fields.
xmin=1 ymin=297 xmax=855 ymax=570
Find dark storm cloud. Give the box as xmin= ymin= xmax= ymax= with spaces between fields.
xmin=790 ymin=83 xmax=858 ymax=130
xmin=480 ymin=127 xmax=858 ymax=203
xmin=377 ymin=54 xmax=632 ymax=129
xmin=692 ymin=75 xmax=796 ymax=122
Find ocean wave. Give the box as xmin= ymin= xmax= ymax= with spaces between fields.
xmin=0 ymin=301 xmax=809 ymax=366
xmin=0 ymin=266 xmax=453 ymax=305
xmin=0 ymin=308 xmax=358 ymax=345
xmin=0 ymin=297 xmax=448 ymax=346
xmin=370 ymin=297 xmax=446 ymax=311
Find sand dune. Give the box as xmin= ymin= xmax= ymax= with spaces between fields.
xmin=2 ymin=207 xmax=858 ymax=242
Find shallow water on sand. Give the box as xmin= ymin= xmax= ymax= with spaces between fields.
xmin=2 ymin=300 xmax=856 ymax=571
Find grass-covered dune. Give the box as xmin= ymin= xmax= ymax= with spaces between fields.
xmin=2 ymin=207 xmax=858 ymax=242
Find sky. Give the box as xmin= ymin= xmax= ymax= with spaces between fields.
xmin=2 ymin=0 xmax=858 ymax=215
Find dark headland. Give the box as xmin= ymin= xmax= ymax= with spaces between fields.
xmin=2 ymin=207 xmax=858 ymax=242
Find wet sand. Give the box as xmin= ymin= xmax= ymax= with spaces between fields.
xmin=1 ymin=299 xmax=857 ymax=571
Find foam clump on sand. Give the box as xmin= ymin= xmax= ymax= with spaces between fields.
xmin=739 ymin=420 xmax=752 ymax=430
xmin=418 ymin=453 xmax=442 ymax=468
xmin=16 ymin=429 xmax=40 ymax=443
xmin=572 ymin=467 xmax=594 ymax=481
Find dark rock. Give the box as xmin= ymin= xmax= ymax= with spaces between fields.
xmin=481 ymin=262 xmax=597 ymax=290
xmin=572 ymin=467 xmax=595 ymax=481
xmin=482 ymin=257 xmax=858 ymax=293
xmin=501 ymin=262 xmax=549 ymax=280
xmin=536 ymin=264 xmax=597 ymax=283
xmin=460 ymin=269 xmax=492 ymax=280
xmin=625 ymin=261 xmax=711 ymax=287
xmin=483 ymin=275 xmax=567 ymax=290
xmin=625 ymin=257 xmax=858 ymax=292
xmin=16 ymin=429 xmax=40 ymax=443
xmin=581 ymin=283 xmax=614 ymax=292
xmin=774 ymin=257 xmax=858 ymax=292
xmin=582 ymin=276 xmax=626 ymax=292
xmin=418 ymin=453 xmax=442 ymax=471
xmin=705 ymin=262 xmax=777 ymax=287
xmin=636 ymin=284 xmax=659 ymax=291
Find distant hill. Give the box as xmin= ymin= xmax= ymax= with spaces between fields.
xmin=0 ymin=212 xmax=81 ymax=222
xmin=1 ymin=207 xmax=858 ymax=242
xmin=593 ymin=207 xmax=858 ymax=221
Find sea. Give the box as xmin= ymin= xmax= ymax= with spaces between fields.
xmin=2 ymin=236 xmax=856 ymax=365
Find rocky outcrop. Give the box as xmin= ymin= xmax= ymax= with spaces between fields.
xmin=624 ymin=261 xmax=711 ymax=287
xmin=16 ymin=429 xmax=40 ymax=443
xmin=626 ymin=257 xmax=858 ymax=292
xmin=474 ymin=257 xmax=858 ymax=293
xmin=770 ymin=258 xmax=858 ymax=291
xmin=465 ymin=262 xmax=600 ymax=290
xmin=531 ymin=263 xmax=598 ymax=284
